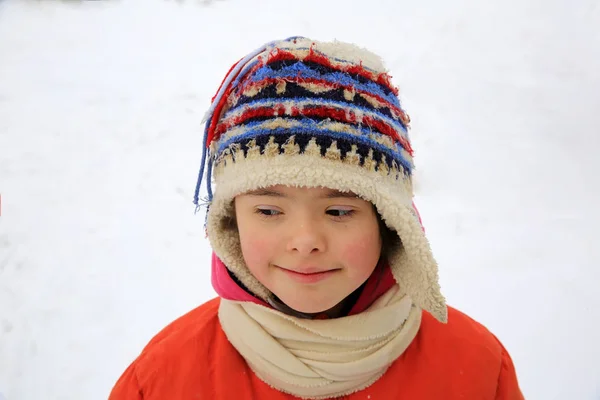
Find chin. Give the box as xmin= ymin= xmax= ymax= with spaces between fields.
xmin=280 ymin=295 xmax=340 ymax=314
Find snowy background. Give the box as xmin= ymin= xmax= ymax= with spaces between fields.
xmin=1 ymin=0 xmax=599 ymax=399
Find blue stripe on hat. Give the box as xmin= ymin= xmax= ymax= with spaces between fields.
xmin=247 ymin=63 xmax=402 ymax=109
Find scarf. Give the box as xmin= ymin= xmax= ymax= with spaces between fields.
xmin=218 ymin=284 xmax=422 ymax=399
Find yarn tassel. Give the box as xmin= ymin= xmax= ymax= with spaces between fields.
xmin=193 ymin=37 xmax=305 ymax=214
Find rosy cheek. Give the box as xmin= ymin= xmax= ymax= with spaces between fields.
xmin=240 ymin=235 xmax=272 ymax=265
xmin=341 ymin=234 xmax=381 ymax=265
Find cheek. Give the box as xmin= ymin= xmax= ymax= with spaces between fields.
xmin=238 ymin=228 xmax=274 ymax=268
xmin=341 ymin=232 xmax=382 ymax=269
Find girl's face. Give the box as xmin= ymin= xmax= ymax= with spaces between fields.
xmin=234 ymin=185 xmax=382 ymax=314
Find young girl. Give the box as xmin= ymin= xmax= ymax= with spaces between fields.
xmin=109 ymin=37 xmax=523 ymax=399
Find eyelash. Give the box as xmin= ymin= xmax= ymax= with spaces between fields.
xmin=255 ymin=208 xmax=282 ymax=218
xmin=254 ymin=208 xmax=355 ymax=220
xmin=326 ymin=209 xmax=355 ymax=219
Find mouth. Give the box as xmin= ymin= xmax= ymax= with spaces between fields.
xmin=276 ymin=265 xmax=340 ymax=284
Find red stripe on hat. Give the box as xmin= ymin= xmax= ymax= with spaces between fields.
xmin=265 ymin=48 xmax=299 ymax=64
xmin=239 ymin=48 xmax=400 ymax=99
xmin=300 ymin=47 xmax=400 ymax=97
xmin=214 ymin=107 xmax=278 ymax=138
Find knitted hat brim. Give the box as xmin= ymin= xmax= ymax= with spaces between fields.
xmin=206 ymin=153 xmax=448 ymax=323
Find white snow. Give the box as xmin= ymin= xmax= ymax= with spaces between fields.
xmin=1 ymin=0 xmax=599 ymax=399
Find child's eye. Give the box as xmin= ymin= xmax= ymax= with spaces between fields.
xmin=255 ymin=208 xmax=282 ymax=217
xmin=326 ymin=209 xmax=355 ymax=218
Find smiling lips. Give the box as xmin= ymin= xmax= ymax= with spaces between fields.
xmin=277 ymin=266 xmax=340 ymax=284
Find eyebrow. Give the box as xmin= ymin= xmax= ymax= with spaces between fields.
xmin=244 ymin=188 xmax=359 ymax=199
xmin=245 ymin=188 xmax=286 ymax=197
xmin=324 ymin=190 xmax=359 ymax=199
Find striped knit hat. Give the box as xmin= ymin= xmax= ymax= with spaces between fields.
xmin=193 ymin=37 xmax=447 ymax=323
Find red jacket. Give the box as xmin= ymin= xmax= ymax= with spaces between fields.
xmin=109 ymin=298 xmax=524 ymax=399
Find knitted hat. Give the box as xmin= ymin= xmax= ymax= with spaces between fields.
xmin=193 ymin=37 xmax=447 ymax=323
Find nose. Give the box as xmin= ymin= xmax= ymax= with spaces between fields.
xmin=286 ymin=220 xmax=327 ymax=255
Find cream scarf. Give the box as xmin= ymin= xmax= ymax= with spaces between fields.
xmin=218 ymin=285 xmax=422 ymax=399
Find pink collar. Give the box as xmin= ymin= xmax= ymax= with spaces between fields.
xmin=211 ymin=252 xmax=395 ymax=316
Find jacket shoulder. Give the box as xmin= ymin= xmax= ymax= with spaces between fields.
xmin=426 ymin=307 xmax=524 ymax=399
xmin=109 ymin=298 xmax=225 ymax=399
xmin=142 ymin=297 xmax=222 ymax=351
xmin=410 ymin=306 xmax=509 ymax=396
xmin=371 ymin=306 xmax=523 ymax=399
xmin=134 ymin=298 xmax=224 ymax=389
xmin=422 ymin=305 xmax=505 ymax=356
